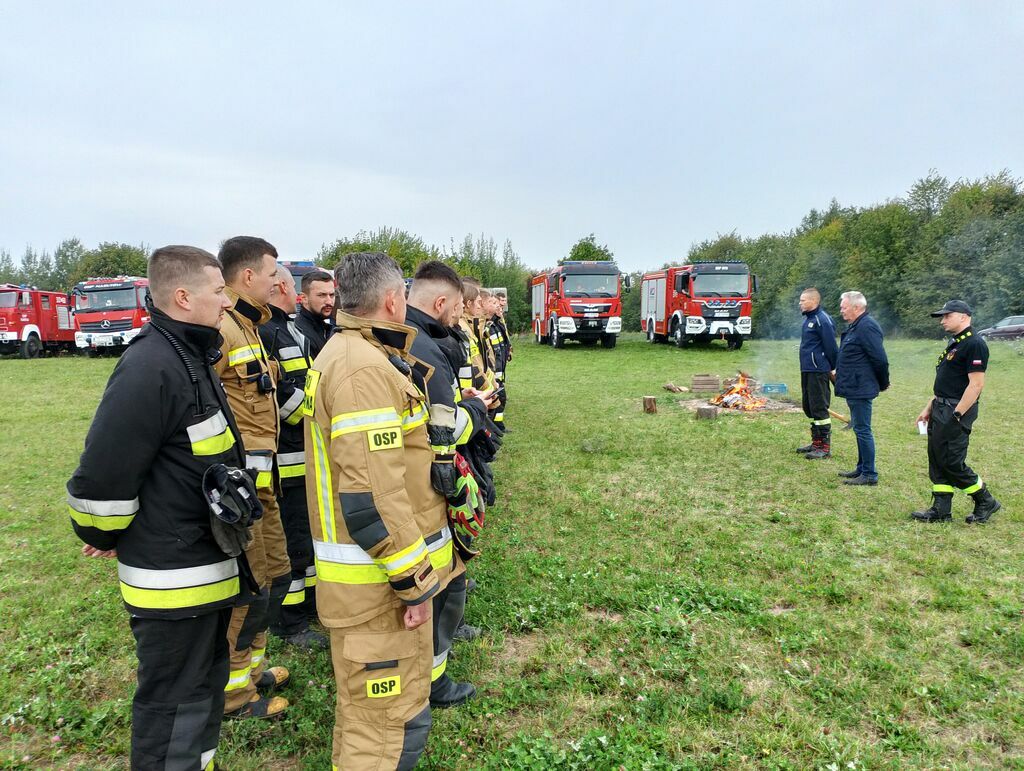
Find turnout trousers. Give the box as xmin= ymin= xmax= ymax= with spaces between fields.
xmin=224 ymin=488 xmax=291 ymax=712
xmin=272 ymin=483 xmax=317 ymax=636
xmin=130 ymin=608 xmax=231 ymax=770
xmin=928 ymin=398 xmax=984 ymax=495
xmin=328 ymin=607 xmax=433 ymax=771
xmin=430 ymin=573 xmax=467 ymax=688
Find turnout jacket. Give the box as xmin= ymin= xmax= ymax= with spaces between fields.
xmin=259 ymin=305 xmax=312 ymax=487
xmin=304 ymin=311 xmax=460 ymax=628
xmin=486 ymin=315 xmax=511 ymax=377
xmin=67 ymin=310 xmax=245 ymax=619
xmin=294 ymin=304 xmax=333 ymax=360
xmin=215 ymin=289 xmax=279 ymax=488
xmin=799 ymin=307 xmax=839 ymax=373
xmin=457 ymin=316 xmax=492 ymax=391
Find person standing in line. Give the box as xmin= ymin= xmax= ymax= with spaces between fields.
xmin=833 ymin=290 xmax=889 ymax=486
xmin=295 ymin=268 xmax=336 ymax=360
xmin=796 ymin=288 xmax=839 ymax=460
xmin=67 ymin=246 xmax=243 ymax=768
xmin=912 ymin=300 xmax=1001 ymax=523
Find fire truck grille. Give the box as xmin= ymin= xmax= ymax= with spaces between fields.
xmin=80 ymin=320 xmax=133 ymax=332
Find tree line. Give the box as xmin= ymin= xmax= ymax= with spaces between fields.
xmin=5 ymin=169 xmax=1020 ymax=338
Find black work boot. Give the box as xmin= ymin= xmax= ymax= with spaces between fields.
xmin=966 ymin=487 xmax=1001 ymax=524
xmin=429 ymin=675 xmax=476 ymax=708
xmin=796 ymin=426 xmax=815 ymax=454
xmin=805 ymin=426 xmax=831 ymax=460
xmin=912 ymin=494 xmax=953 ymax=523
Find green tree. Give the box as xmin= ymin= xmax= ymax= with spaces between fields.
xmin=70 ymin=242 xmax=148 ymax=286
xmin=51 ymin=238 xmax=87 ymax=291
xmin=0 ymin=249 xmax=17 ymax=284
xmin=317 ymin=227 xmax=440 ymax=275
xmin=565 ymin=233 xmax=614 ymax=263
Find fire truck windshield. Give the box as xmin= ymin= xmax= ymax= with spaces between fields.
xmin=77 ymin=287 xmax=141 ymax=312
xmin=0 ymin=291 xmax=17 ymax=309
xmin=562 ymin=274 xmax=618 ymax=298
xmin=692 ymin=272 xmax=749 ymax=298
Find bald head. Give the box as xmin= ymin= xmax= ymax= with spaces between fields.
xmin=268 ymin=265 xmax=298 ymax=314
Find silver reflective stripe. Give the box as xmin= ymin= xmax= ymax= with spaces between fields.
xmin=305 ymin=564 xmax=317 ymax=577
xmin=288 ymin=577 xmax=304 ymax=593
xmin=201 ymin=749 xmax=216 ymax=769
xmin=314 ymin=539 xmax=374 ymax=565
xmin=117 ymin=559 xmax=238 ymax=589
xmin=380 ymin=541 xmax=428 ymax=574
xmin=433 ymin=650 xmax=448 ymax=668
xmin=187 ymin=411 xmax=228 ymax=443
xmin=402 ymin=404 xmax=428 ymax=428
xmin=458 ymin=366 xmax=472 ymax=378
xmin=454 ymin=407 xmax=471 ymax=439
xmin=425 ymin=526 xmax=452 ymax=552
xmin=280 ymin=388 xmax=304 ymax=419
xmin=66 ymin=494 xmax=139 ymax=517
xmin=278 ymin=345 xmax=302 ymax=359
xmin=331 ymin=409 xmax=400 ymax=434
xmin=245 ymin=454 xmax=273 ymax=471
xmin=278 ymin=451 xmax=305 ymax=465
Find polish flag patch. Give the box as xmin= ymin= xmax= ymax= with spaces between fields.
xmin=972 ymin=359 xmax=982 ymax=365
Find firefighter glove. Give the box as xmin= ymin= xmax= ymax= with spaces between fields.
xmin=202 ymin=463 xmax=264 ymax=557
xmin=446 ymin=453 xmax=485 ymax=542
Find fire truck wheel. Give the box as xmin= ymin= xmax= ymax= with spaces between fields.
xmin=85 ymin=348 xmax=100 ymax=358
xmin=727 ymin=336 xmax=743 ymax=350
xmin=674 ymin=325 xmax=687 ymax=348
xmin=19 ymin=334 xmax=42 ymax=359
xmin=601 ymin=335 xmax=617 ymax=349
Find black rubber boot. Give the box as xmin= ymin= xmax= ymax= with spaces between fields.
xmin=429 ymin=676 xmax=476 ymax=708
xmin=805 ymin=426 xmax=831 ymax=460
xmin=796 ymin=425 xmax=815 ymax=454
xmin=912 ymin=494 xmax=953 ymax=523
xmin=966 ymin=487 xmax=1001 ymax=524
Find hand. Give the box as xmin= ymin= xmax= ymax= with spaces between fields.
xmin=403 ymin=601 xmax=431 ymax=630
xmin=82 ymin=545 xmax=117 ymax=558
xmin=829 ymin=370 xmax=836 ymax=384
xmin=915 ymin=406 xmax=931 ymax=425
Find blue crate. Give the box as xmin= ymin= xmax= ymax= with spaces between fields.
xmin=761 ymin=383 xmax=788 ymax=395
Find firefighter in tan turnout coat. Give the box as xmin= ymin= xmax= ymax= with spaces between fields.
xmin=215 ymin=236 xmax=293 ymax=719
xmin=305 ymin=252 xmax=463 ymax=770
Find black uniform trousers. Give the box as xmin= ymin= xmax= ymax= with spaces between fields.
xmin=129 ymin=608 xmax=230 ymax=770
xmin=431 ymin=572 xmax=467 ymax=691
xmin=928 ymin=398 xmax=983 ymax=494
xmin=272 ymin=483 xmax=316 ymax=636
xmin=801 ymin=371 xmax=831 ymax=421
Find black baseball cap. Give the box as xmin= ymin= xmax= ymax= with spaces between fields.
xmin=930 ymin=300 xmax=972 ymax=317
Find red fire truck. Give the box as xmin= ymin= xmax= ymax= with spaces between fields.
xmin=640 ymin=261 xmax=756 ymax=349
xmin=73 ymin=276 xmax=150 ymax=356
xmin=0 ymin=284 xmax=76 ymax=358
xmin=531 ymin=261 xmax=625 ymax=348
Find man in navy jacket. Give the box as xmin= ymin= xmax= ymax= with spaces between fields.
xmin=833 ymin=291 xmax=890 ymax=485
xmin=797 ymin=288 xmax=839 ymax=459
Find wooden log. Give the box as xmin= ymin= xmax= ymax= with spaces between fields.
xmin=691 ymin=375 xmax=721 ymax=391
xmin=643 ymin=396 xmax=657 ymax=413
xmin=696 ymin=405 xmax=719 ymax=420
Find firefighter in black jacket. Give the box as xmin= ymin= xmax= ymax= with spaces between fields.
xmin=294 ymin=268 xmax=335 ymax=359
xmin=406 ymin=261 xmax=494 ymax=708
xmin=260 ymin=266 xmax=327 ymax=648
xmin=67 ymin=246 xmax=244 ymax=770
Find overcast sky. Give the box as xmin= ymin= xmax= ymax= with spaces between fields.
xmin=2 ymin=2 xmax=1022 ymax=271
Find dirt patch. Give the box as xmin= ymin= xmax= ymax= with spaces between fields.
xmin=492 ymin=631 xmax=544 ymax=669
xmin=585 ymin=607 xmax=624 ymax=623
xmin=682 ymin=399 xmax=802 ymax=415
xmin=767 ymin=602 xmax=796 ymax=616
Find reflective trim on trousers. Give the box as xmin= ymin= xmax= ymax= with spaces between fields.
xmin=251 ymin=647 xmax=265 ymax=670
xmin=201 ymin=749 xmax=216 ymax=771
xmin=811 ymin=418 xmax=831 ymax=426
xmin=431 ymin=650 xmax=448 ymax=682
xmin=225 ymin=666 xmax=251 ymax=691
xmin=305 ymin=564 xmax=317 ymax=587
xmin=282 ymin=577 xmax=305 ymax=605
xmin=280 ymin=388 xmax=305 ymax=424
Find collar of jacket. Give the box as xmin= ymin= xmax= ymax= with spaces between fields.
xmin=267 ymin=303 xmax=292 ymax=324
xmin=949 ymin=327 xmax=974 ymax=346
xmin=802 ymin=306 xmax=821 ymax=317
xmin=405 ymin=305 xmax=450 ymax=340
xmin=845 ymin=312 xmax=869 ymax=330
xmin=298 ymin=303 xmax=330 ymax=330
xmin=335 ymin=310 xmax=417 ymax=356
xmin=226 ymin=287 xmax=271 ymax=326
xmin=148 ymin=307 xmax=223 ymax=358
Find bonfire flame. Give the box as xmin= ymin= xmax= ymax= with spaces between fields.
xmin=710 ymin=372 xmax=768 ymax=411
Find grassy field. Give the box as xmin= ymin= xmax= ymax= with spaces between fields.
xmin=2 ymin=335 xmax=1023 ymax=770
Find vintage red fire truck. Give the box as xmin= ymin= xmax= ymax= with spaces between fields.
xmin=531 ymin=261 xmax=625 ymax=348
xmin=640 ymin=261 xmax=756 ymax=349
xmin=73 ymin=276 xmax=150 ymax=356
xmin=0 ymin=284 xmax=76 ymax=358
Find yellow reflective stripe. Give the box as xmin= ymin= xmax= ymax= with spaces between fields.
xmin=401 ymin=404 xmax=429 ymax=433
xmin=932 ymin=484 xmax=956 ymax=494
xmin=255 ymin=470 xmax=273 ymax=489
xmin=305 ymin=575 xmax=317 ymax=588
xmin=119 ymin=576 xmax=239 ymax=610
xmin=962 ymin=479 xmax=983 ymax=495
xmin=193 ymin=431 xmax=236 ymax=456
xmin=431 ymin=444 xmax=456 ymax=455
xmin=375 ymin=537 xmax=428 ymax=577
xmin=189 ymin=412 xmax=237 ymax=456
xmin=316 ymin=558 xmax=390 ymax=584
xmin=431 ymin=653 xmax=447 ymax=681
xmin=331 ymin=408 xmax=402 ymax=438
xmin=225 ymin=666 xmax=251 ymax=691
xmin=67 ymin=505 xmax=135 ymax=532
xmin=428 ymin=539 xmax=453 ymax=571
xmin=282 ymin=591 xmax=304 ymax=605
xmin=310 ymin=421 xmax=336 ymax=542
xmin=279 ymin=463 xmax=305 ymax=479
xmin=227 ymin=344 xmax=263 ymax=366
xmin=250 ymin=647 xmax=265 ymax=669
xmin=281 ymin=357 xmax=306 ymax=372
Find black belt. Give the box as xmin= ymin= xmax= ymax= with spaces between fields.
xmin=934 ymin=396 xmax=960 ymax=406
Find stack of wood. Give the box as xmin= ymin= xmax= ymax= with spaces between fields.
xmin=724 ymin=374 xmax=759 ymax=391
xmin=691 ymin=374 xmax=721 ymax=391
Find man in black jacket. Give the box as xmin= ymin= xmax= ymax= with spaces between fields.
xmin=796 ymin=288 xmax=839 ymax=459
xmin=260 ymin=266 xmax=327 ymax=649
xmin=406 ymin=260 xmax=492 ymax=708
xmin=67 ymin=245 xmax=244 ymax=769
xmin=294 ymin=269 xmax=334 ymax=359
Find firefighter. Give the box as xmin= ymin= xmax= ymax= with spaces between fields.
xmin=259 ymin=266 xmax=327 ymax=649
xmin=484 ymin=291 xmax=511 ymax=426
xmin=912 ymin=300 xmax=1002 ymax=523
xmin=295 ymin=268 xmax=335 ymax=359
xmin=407 ymin=261 xmax=499 ymax=706
xmin=67 ymin=246 xmax=242 ymax=768
xmin=796 ymin=288 xmax=839 ymax=460
xmin=306 ymin=251 xmax=459 ymax=769
xmin=215 ymin=236 xmax=292 ymax=719
xmin=457 ymin=281 xmax=493 ymax=393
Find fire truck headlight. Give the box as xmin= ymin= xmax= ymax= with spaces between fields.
xmin=557 ymin=317 xmax=577 ymax=334
xmin=75 ymin=332 xmax=87 ymax=347
xmin=605 ymin=316 xmax=622 ymax=333
xmin=736 ymin=316 xmax=752 ymax=333
xmin=685 ymin=316 xmax=706 ymax=334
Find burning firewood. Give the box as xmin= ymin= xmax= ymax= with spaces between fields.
xmin=710 ymin=372 xmax=768 ymax=411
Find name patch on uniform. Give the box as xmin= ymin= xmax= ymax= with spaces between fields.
xmin=302 ymin=370 xmax=322 ymax=416
xmin=366 ymin=675 xmax=401 ymax=698
xmin=368 ymin=427 xmax=402 ymax=452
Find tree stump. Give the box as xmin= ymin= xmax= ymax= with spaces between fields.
xmin=696 ymin=405 xmax=719 ymax=420
xmin=642 ymin=396 xmax=657 ymax=413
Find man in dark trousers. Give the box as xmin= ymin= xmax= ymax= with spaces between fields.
xmin=796 ymin=288 xmax=839 ymax=459
xmin=67 ymin=246 xmax=242 ymax=769
xmin=294 ymin=269 xmax=335 ymax=359
xmin=912 ymin=300 xmax=1001 ymax=523
xmin=833 ymin=290 xmax=889 ymax=486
